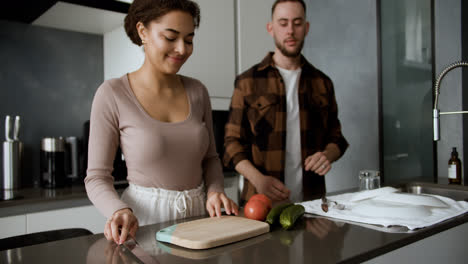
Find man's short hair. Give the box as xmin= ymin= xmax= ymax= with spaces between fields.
xmin=271 ymin=0 xmax=306 ymax=17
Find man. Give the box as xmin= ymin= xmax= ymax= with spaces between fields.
xmin=223 ymin=0 xmax=348 ymax=203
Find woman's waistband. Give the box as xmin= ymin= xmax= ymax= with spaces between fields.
xmin=127 ymin=182 xmax=205 ymax=198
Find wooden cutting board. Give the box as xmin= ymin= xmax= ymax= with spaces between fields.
xmin=156 ymin=216 xmax=270 ymax=249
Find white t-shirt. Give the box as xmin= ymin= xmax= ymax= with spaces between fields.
xmin=276 ymin=66 xmax=303 ymax=202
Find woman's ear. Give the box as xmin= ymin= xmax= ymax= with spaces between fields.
xmin=136 ymin=21 xmax=147 ymax=44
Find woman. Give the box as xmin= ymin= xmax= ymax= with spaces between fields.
xmin=85 ymin=0 xmax=238 ymax=245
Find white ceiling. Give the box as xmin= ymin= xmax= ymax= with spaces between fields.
xmin=32 ymin=2 xmax=126 ymax=35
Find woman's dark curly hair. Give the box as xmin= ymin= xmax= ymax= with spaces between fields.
xmin=124 ymin=0 xmax=201 ymax=46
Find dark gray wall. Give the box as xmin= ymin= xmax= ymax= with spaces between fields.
xmin=303 ymin=0 xmax=379 ymax=191
xmin=0 ymin=20 xmax=103 ymax=187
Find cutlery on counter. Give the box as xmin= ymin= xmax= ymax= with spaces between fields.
xmin=321 ymin=196 xmax=345 ymax=213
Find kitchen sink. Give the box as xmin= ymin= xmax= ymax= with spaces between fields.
xmin=397 ymin=182 xmax=468 ymax=202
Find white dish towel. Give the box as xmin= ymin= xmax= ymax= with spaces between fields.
xmin=299 ymin=187 xmax=468 ymax=230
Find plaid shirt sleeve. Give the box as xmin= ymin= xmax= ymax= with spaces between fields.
xmin=223 ymin=77 xmax=251 ymax=169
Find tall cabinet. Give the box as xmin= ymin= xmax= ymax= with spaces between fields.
xmin=380 ymin=0 xmax=434 ymax=184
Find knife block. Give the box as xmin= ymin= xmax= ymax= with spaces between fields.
xmin=2 ymin=140 xmax=23 ymax=190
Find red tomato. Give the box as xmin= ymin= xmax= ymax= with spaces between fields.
xmin=244 ymin=200 xmax=270 ymax=221
xmin=249 ymin=194 xmax=272 ymax=210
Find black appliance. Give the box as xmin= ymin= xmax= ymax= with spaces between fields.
xmin=211 ymin=110 xmax=234 ymax=172
xmin=40 ymin=137 xmax=66 ymax=188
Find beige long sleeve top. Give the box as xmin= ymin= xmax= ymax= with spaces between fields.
xmin=84 ymin=74 xmax=224 ymax=217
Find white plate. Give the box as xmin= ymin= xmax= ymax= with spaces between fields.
xmin=373 ymin=192 xmax=448 ymax=208
xmin=352 ymin=200 xmax=432 ymax=219
xmin=349 ymin=187 xmax=399 ymax=202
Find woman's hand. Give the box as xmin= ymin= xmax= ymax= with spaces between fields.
xmin=104 ymin=208 xmax=139 ymax=244
xmin=206 ymin=192 xmax=239 ymax=217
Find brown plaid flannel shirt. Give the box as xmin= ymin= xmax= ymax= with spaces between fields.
xmin=223 ymin=52 xmax=348 ymax=202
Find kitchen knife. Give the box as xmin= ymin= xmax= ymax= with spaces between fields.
xmin=117 ymin=244 xmax=146 ymax=264
xmin=5 ymin=115 xmax=12 ymax=141
xmin=119 ymin=237 xmax=160 ymax=264
xmin=13 ymin=116 xmax=20 ymax=141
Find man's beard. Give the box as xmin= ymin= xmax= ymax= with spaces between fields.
xmin=275 ymin=38 xmax=304 ymax=58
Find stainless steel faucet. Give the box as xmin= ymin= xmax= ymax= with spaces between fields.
xmin=433 ymin=61 xmax=468 ymax=141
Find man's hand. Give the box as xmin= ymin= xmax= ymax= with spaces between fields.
xmin=253 ymin=175 xmax=290 ymax=201
xmin=304 ymin=152 xmax=331 ymax=176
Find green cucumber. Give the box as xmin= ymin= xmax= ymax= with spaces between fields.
xmin=266 ymin=203 xmax=293 ymax=225
xmin=279 ymin=204 xmax=305 ymax=230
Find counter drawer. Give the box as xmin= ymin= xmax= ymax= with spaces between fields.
xmin=0 ymin=215 xmax=26 ymax=239
xmin=26 ymin=205 xmax=105 ymax=234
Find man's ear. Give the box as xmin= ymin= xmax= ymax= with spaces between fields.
xmin=305 ymin=21 xmax=310 ymax=36
xmin=266 ymin=22 xmax=274 ymax=37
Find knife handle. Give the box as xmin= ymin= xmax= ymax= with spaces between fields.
xmin=5 ymin=115 xmax=12 ymax=141
xmin=13 ymin=116 xmax=20 ymax=141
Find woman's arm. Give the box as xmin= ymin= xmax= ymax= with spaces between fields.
xmin=84 ymin=82 xmax=129 ymax=218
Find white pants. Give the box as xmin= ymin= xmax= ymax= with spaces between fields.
xmin=121 ymin=183 xmax=206 ymax=226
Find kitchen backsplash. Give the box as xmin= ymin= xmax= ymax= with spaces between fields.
xmin=0 ymin=20 xmax=235 ymax=188
xmin=0 ymin=20 xmax=103 ymax=187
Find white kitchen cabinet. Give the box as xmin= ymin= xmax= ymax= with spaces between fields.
xmin=103 ymin=26 xmax=144 ymax=82
xmin=237 ymin=0 xmax=276 ymax=73
xmin=26 ymin=205 xmax=106 ymax=234
xmin=179 ymin=0 xmax=236 ymax=110
xmin=0 ymin=215 xmax=26 ymax=239
xmin=363 ymin=222 xmax=468 ymax=264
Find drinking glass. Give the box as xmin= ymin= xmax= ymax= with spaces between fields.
xmin=359 ymin=170 xmax=381 ymax=191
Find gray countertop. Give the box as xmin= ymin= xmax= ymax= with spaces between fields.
xmin=1 ymin=212 xmax=467 ymax=263
xmin=1 ymin=190 xmax=468 ymax=263
xmin=0 ymin=172 xmax=240 ymax=218
xmin=0 ymin=182 xmax=128 ymax=217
